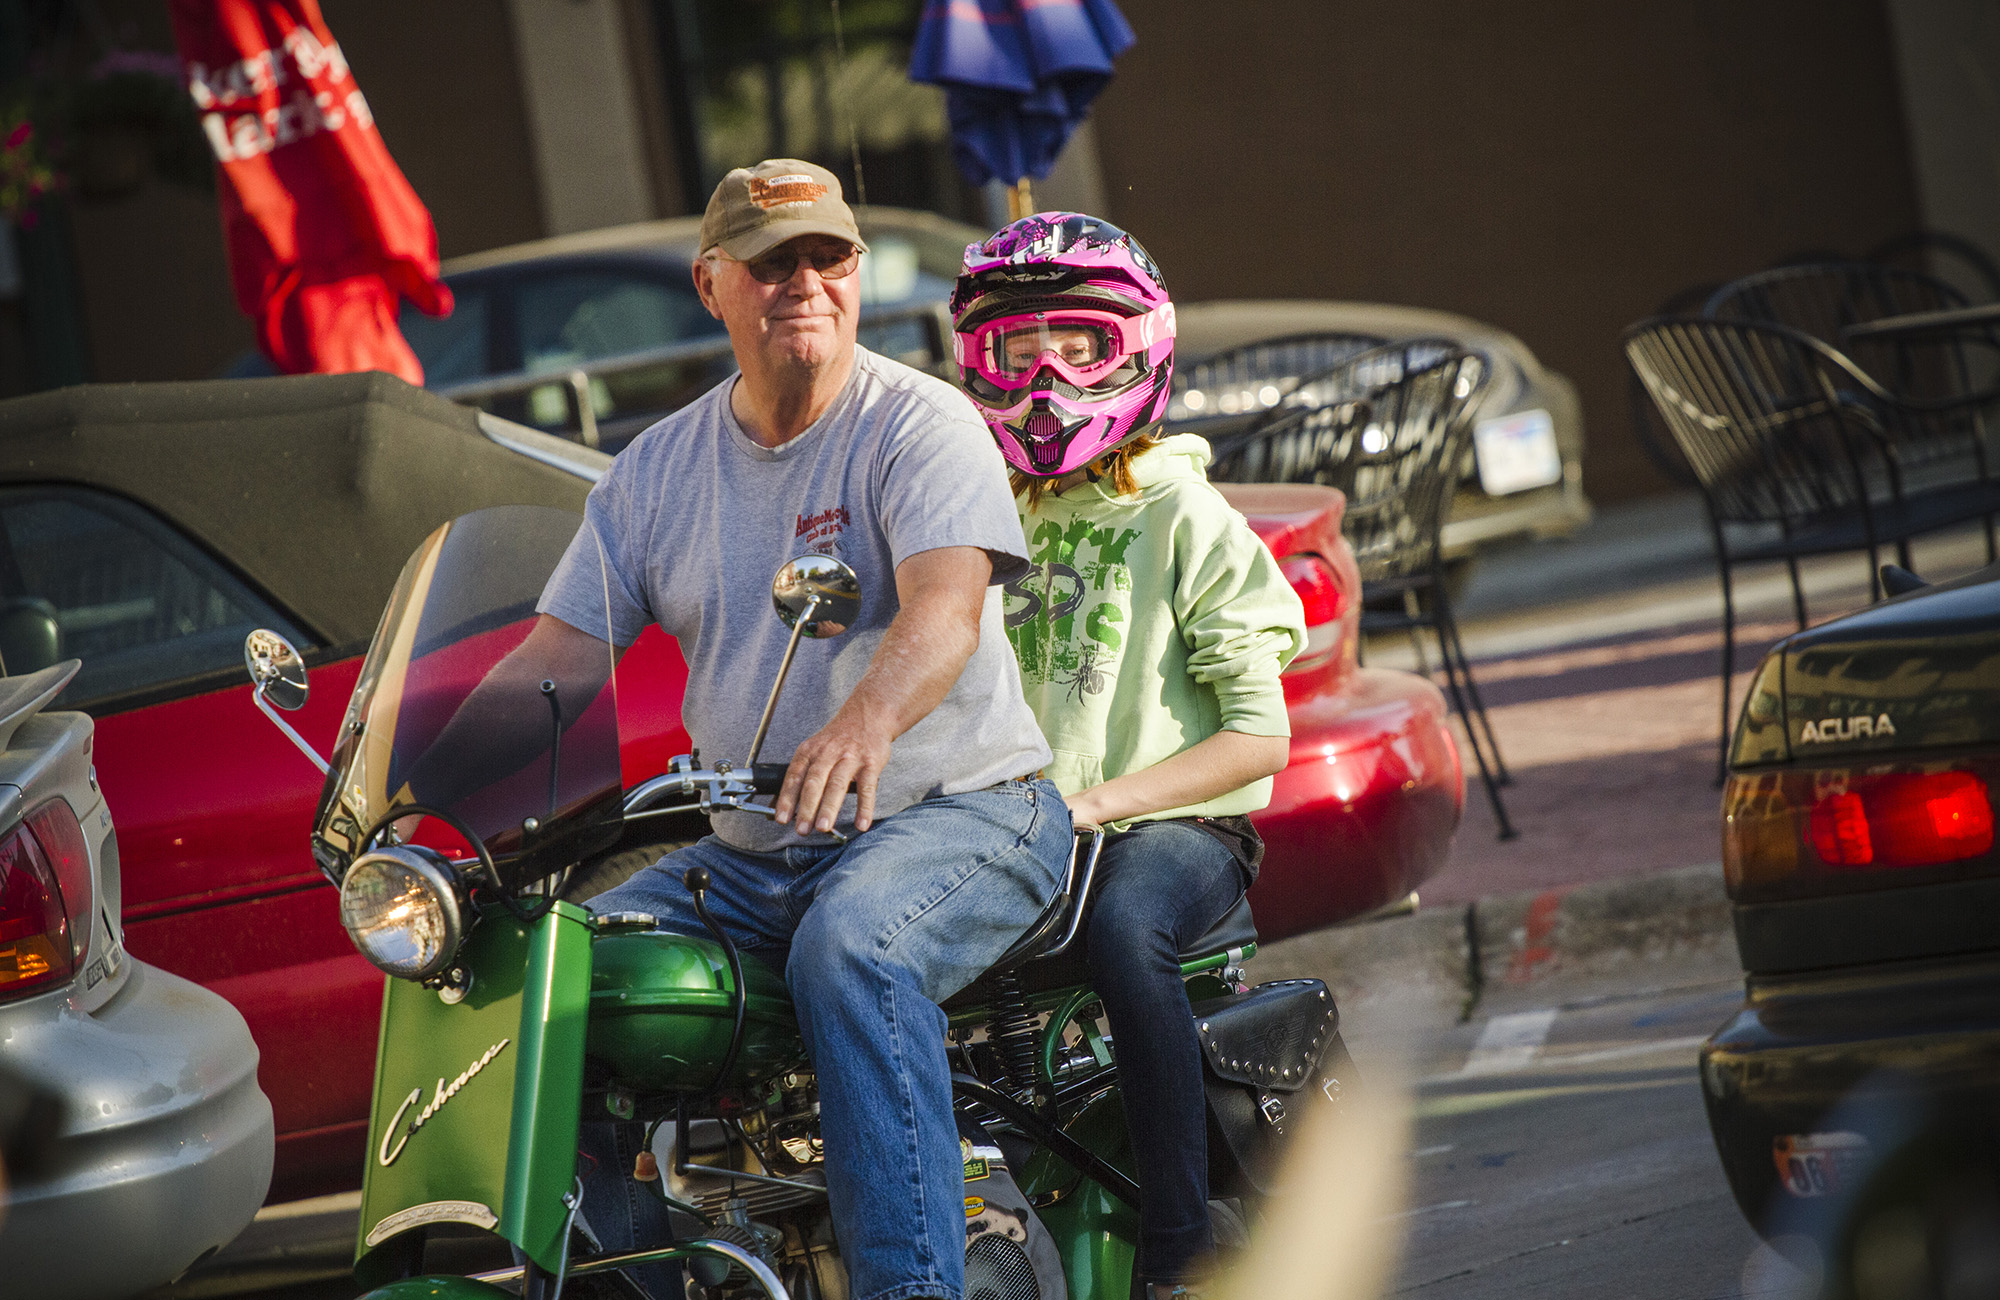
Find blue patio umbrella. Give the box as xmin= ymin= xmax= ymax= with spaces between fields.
xmin=909 ymin=0 xmax=1136 ymax=191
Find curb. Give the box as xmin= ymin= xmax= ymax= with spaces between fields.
xmin=1254 ymin=863 xmax=1736 ymax=1019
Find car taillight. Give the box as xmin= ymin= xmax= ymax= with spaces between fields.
xmin=1725 ymin=763 xmax=2000 ymax=901
xmin=0 ymin=802 xmax=86 ymax=1000
xmin=1279 ymin=553 xmax=1345 ymax=660
xmin=26 ymin=800 xmax=91 ymax=964
xmin=1806 ymin=772 xmax=1993 ymax=868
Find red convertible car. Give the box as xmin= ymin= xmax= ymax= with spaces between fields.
xmin=0 ymin=373 xmax=1460 ymax=1201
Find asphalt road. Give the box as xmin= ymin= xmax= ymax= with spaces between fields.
xmin=1392 ymin=978 xmax=1808 ymax=1300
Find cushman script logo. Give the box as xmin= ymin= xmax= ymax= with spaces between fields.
xmin=1799 ymin=714 xmax=1897 ymax=744
xmin=378 ymin=1038 xmax=510 ymax=1166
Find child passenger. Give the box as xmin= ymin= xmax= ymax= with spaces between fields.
xmin=951 ymin=214 xmax=1307 ymax=1300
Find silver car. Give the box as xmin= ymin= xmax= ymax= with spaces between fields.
xmin=1169 ymin=299 xmax=1592 ymax=564
xmin=0 ymin=659 xmax=272 ymax=1299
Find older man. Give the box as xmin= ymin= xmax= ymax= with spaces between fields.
xmin=540 ymin=161 xmax=1067 ymax=1300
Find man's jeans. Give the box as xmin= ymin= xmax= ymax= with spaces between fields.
xmin=583 ymin=777 xmax=1072 ymax=1300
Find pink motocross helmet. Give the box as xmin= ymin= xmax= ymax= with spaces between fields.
xmin=952 ymin=212 xmax=1176 ymax=477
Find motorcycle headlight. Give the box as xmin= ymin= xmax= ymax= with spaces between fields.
xmin=339 ymin=845 xmax=464 ymax=980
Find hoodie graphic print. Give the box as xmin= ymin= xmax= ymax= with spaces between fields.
xmin=1002 ymin=434 xmax=1308 ymax=824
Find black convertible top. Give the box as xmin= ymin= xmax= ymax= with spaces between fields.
xmin=0 ymin=373 xmax=596 ymax=647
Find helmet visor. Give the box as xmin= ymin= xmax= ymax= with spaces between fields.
xmin=993 ymin=319 xmax=1119 ymax=380
xmin=957 ymin=304 xmax=1176 ymax=391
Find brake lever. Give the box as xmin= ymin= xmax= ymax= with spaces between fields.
xmin=733 ymin=798 xmax=849 ymax=843
xmin=628 ymin=757 xmax=850 ymax=841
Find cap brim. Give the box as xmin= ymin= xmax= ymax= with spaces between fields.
xmin=713 ymin=217 xmax=870 ymax=261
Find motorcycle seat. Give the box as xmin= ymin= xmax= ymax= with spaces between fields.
xmin=944 ymin=866 xmax=1260 ymax=1011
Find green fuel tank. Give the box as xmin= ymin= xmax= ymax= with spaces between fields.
xmin=587 ymin=930 xmax=806 ymax=1091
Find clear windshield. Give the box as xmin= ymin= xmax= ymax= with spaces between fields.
xmin=311 ymin=506 xmax=621 ymax=884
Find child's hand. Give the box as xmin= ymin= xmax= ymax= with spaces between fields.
xmin=1064 ymin=789 xmax=1108 ymax=828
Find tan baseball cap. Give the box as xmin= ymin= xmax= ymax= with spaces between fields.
xmin=699 ymin=160 xmax=869 ymax=260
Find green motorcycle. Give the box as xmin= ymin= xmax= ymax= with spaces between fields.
xmin=244 ymin=505 xmax=1351 ymax=1300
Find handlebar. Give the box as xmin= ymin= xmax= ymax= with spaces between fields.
xmin=748 ymin=763 xmax=858 ymax=796
xmin=623 ymin=758 xmax=857 ymax=832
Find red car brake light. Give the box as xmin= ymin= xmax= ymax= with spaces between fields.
xmin=1725 ymin=764 xmax=1999 ymax=900
xmin=1279 ymin=553 xmax=1345 ymax=660
xmin=1806 ymin=772 xmax=1993 ymax=868
xmin=0 ymin=805 xmax=82 ymax=1000
xmin=26 ymin=800 xmax=91 ymax=966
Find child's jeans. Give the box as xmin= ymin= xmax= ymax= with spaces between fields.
xmin=1084 ymin=818 xmax=1247 ymax=1285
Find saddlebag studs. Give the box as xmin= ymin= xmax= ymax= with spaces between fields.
xmin=1193 ymin=977 xmax=1344 ymax=1198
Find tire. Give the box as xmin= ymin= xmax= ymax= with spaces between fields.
xmin=567 ymin=837 xmax=699 ymax=906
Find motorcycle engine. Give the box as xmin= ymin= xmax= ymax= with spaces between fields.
xmin=654 ymin=1072 xmax=1067 ymax=1300
xmin=656 ymin=1072 xmax=846 ymax=1300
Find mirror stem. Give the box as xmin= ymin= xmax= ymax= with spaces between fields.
xmin=254 ymin=686 xmax=330 ymax=775
xmin=747 ymin=593 xmax=822 ymax=768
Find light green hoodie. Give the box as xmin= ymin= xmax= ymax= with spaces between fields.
xmin=1005 ymin=433 xmax=1307 ymax=824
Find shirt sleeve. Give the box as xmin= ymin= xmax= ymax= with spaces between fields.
xmin=1172 ymin=487 xmax=1308 ymax=737
xmin=537 ymin=470 xmax=654 ymax=647
xmin=874 ymin=388 xmax=1034 ymax=585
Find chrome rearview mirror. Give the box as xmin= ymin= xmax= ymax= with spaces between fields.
xmin=771 ymin=554 xmax=861 ymax=639
xmin=244 ymin=628 xmax=310 ymax=710
xmin=748 ymin=555 xmax=864 ymax=767
xmin=244 ymin=629 xmax=329 ymax=775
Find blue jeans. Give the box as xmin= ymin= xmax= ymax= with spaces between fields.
xmin=1085 ymin=819 xmax=1245 ymax=1286
xmin=584 ymin=777 xmax=1071 ymax=1300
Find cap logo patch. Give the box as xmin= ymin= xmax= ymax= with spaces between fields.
xmin=749 ymin=175 xmax=827 ymax=210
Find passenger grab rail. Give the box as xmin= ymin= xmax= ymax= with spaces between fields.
xmin=1042 ymin=825 xmax=1106 ymax=960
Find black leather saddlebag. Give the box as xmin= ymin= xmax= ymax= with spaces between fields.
xmin=1194 ymin=978 xmax=1351 ymax=1197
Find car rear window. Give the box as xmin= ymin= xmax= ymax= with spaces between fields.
xmin=399 ymin=285 xmax=492 ymax=386
xmin=517 ymin=271 xmax=719 ymax=374
xmin=0 ymin=486 xmax=312 ymax=711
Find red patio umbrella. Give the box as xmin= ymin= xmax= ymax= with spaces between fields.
xmin=169 ymin=0 xmax=450 ymax=383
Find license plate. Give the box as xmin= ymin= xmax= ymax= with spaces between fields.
xmin=1472 ymin=408 xmax=1563 ymax=496
xmin=1772 ymin=1131 xmax=1869 ymax=1198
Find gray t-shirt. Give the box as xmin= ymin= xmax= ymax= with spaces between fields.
xmin=540 ymin=346 xmax=1051 ymax=851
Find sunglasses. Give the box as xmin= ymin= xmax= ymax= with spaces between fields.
xmin=734 ymin=242 xmax=862 ymax=285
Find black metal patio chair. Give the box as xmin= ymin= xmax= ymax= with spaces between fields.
xmin=1706 ymin=262 xmax=2000 ymax=567
xmin=1166 ymin=331 xmax=1389 ymax=433
xmin=1626 ymin=282 xmax=1722 ymax=491
xmin=1209 ymin=339 xmax=1517 ymax=839
xmin=1706 ymin=262 xmax=1999 ymax=415
xmin=1624 ymin=316 xmax=2000 ymax=779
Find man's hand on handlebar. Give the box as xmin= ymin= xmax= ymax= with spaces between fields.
xmin=770 ymin=546 xmax=991 ymax=838
xmin=775 ymin=705 xmax=891 ymax=835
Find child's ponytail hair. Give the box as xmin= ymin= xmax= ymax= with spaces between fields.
xmin=1012 ymin=431 xmax=1163 ymax=509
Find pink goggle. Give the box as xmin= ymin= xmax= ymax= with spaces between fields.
xmin=956 ymin=303 xmax=1176 ymax=389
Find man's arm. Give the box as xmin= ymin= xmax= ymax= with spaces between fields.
xmin=399 ymin=614 xmax=624 ymax=811
xmin=774 ymin=545 xmax=993 ymax=834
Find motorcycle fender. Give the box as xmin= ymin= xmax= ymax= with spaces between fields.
xmin=358 ymin=1276 xmax=516 ymax=1300
xmin=354 ymin=902 xmax=593 ymax=1289
xmin=1020 ymin=1090 xmax=1138 ymax=1300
